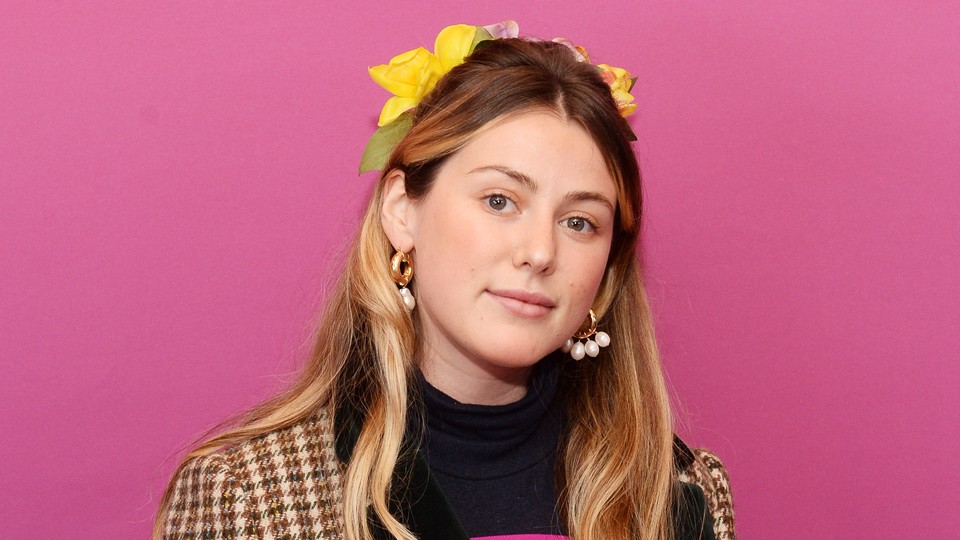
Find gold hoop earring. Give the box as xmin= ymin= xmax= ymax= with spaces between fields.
xmin=390 ymin=250 xmax=416 ymax=311
xmin=562 ymin=309 xmax=610 ymax=360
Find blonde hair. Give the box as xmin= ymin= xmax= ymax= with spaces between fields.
xmin=155 ymin=38 xmax=676 ymax=539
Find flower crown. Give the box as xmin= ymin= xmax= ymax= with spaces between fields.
xmin=359 ymin=21 xmax=638 ymax=173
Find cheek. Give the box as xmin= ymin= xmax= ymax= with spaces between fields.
xmin=413 ymin=203 xmax=487 ymax=289
xmin=422 ymin=204 xmax=501 ymax=261
xmin=564 ymin=245 xmax=611 ymax=310
xmin=576 ymin=244 xmax=611 ymax=286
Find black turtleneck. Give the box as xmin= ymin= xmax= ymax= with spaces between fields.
xmin=417 ymin=356 xmax=565 ymax=538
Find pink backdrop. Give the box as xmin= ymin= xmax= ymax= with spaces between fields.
xmin=2 ymin=2 xmax=958 ymax=538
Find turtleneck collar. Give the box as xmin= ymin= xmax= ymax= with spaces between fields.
xmin=417 ymin=354 xmax=564 ymax=480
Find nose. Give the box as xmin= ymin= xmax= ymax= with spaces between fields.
xmin=512 ymin=216 xmax=557 ymax=274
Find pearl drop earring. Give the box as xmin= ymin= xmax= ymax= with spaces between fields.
xmin=389 ymin=250 xmax=416 ymax=311
xmin=562 ymin=309 xmax=610 ymax=360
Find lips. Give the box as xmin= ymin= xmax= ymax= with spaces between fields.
xmin=486 ymin=289 xmax=556 ymax=318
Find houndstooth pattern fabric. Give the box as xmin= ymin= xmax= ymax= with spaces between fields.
xmin=162 ymin=413 xmax=345 ymax=539
xmin=162 ymin=411 xmax=735 ymax=539
xmin=678 ymin=448 xmax=736 ymax=540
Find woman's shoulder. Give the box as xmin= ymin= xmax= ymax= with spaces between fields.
xmin=675 ymin=437 xmax=736 ymax=540
xmin=188 ymin=410 xmax=342 ymax=481
xmin=159 ymin=410 xmax=345 ymax=539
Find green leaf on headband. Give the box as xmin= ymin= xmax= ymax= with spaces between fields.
xmin=358 ymin=112 xmax=414 ymax=174
xmin=628 ymin=76 xmax=637 ymax=92
xmin=471 ymin=27 xmax=494 ymax=51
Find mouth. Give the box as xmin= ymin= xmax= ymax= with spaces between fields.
xmin=486 ymin=289 xmax=556 ymax=319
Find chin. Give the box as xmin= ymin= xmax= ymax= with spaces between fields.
xmin=475 ymin=342 xmax=558 ymax=370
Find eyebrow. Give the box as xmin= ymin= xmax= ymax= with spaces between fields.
xmin=565 ymin=190 xmax=616 ymax=213
xmin=469 ymin=165 xmax=616 ymax=214
xmin=470 ymin=165 xmax=540 ymax=191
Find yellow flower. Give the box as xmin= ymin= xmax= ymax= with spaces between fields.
xmin=369 ymin=47 xmax=442 ymax=126
xmin=368 ymin=24 xmax=478 ymax=126
xmin=434 ymin=24 xmax=478 ymax=72
xmin=597 ymin=63 xmax=638 ymax=117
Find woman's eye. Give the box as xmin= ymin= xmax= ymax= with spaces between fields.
xmin=563 ymin=216 xmax=595 ymax=233
xmin=485 ymin=194 xmax=512 ymax=211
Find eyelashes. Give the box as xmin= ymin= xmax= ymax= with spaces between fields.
xmin=561 ymin=216 xmax=596 ymax=233
xmin=482 ymin=193 xmax=600 ymax=234
xmin=485 ymin=193 xmax=515 ymax=212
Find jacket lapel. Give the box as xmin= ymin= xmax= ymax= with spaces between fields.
xmin=335 ymin=399 xmax=470 ymax=540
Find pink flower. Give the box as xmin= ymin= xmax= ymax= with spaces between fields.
xmin=551 ymin=37 xmax=589 ymax=62
xmin=482 ymin=20 xmax=519 ymax=39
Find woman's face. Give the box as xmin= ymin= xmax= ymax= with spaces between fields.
xmin=394 ymin=111 xmax=617 ymax=396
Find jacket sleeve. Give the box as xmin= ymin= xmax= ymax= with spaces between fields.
xmin=159 ymin=453 xmax=252 ymax=539
xmin=678 ymin=448 xmax=736 ymax=540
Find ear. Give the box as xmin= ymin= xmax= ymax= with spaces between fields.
xmin=380 ymin=169 xmax=416 ymax=252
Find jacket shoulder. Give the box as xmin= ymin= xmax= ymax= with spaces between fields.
xmin=676 ymin=442 xmax=736 ymax=540
xmin=160 ymin=410 xmax=345 ymax=539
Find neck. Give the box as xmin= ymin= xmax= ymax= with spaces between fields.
xmin=419 ymin=354 xmax=533 ymax=405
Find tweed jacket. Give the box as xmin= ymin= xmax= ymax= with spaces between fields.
xmin=161 ymin=410 xmax=735 ymax=539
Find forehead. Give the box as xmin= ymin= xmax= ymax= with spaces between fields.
xmin=439 ymin=111 xmax=617 ymax=198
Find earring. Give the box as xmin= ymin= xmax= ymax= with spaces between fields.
xmin=390 ymin=250 xmax=416 ymax=311
xmin=562 ymin=309 xmax=610 ymax=360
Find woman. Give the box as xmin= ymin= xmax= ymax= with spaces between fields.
xmin=156 ymin=22 xmax=734 ymax=540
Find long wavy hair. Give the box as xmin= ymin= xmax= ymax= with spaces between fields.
xmin=156 ymin=38 xmax=676 ymax=539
